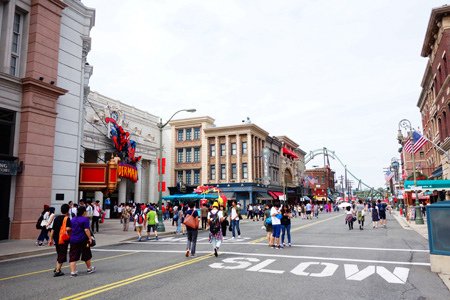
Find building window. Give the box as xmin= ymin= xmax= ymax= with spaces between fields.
xmin=210 ymin=165 xmax=216 ymax=180
xmin=231 ymin=143 xmax=237 ymax=155
xmin=231 ymin=163 xmax=237 ymax=179
xmin=210 ymin=144 xmax=216 ymax=157
xmin=177 ymin=149 xmax=183 ymax=163
xmin=194 ymin=147 xmax=200 ymax=162
xmin=194 ymin=127 xmax=200 ymax=140
xmin=220 ymin=143 xmax=226 ymax=156
xmin=0 ymin=108 xmax=15 ymax=156
xmin=242 ymin=142 xmax=247 ymax=154
xmin=185 ymin=170 xmax=192 ymax=185
xmin=177 ymin=171 xmax=183 ymax=183
xmin=242 ymin=163 xmax=248 ymax=179
xmin=220 ymin=164 xmax=226 ymax=180
xmin=420 ymin=151 xmax=425 ymax=158
xmin=194 ymin=170 xmax=200 ymax=185
xmin=10 ymin=12 xmax=23 ymax=76
xmin=186 ymin=148 xmax=192 ymax=163
xmin=186 ymin=128 xmax=192 ymax=140
xmin=177 ymin=129 xmax=183 ymax=141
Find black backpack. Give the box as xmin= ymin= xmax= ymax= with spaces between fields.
xmin=36 ymin=214 xmax=43 ymax=230
xmin=210 ymin=212 xmax=221 ymax=234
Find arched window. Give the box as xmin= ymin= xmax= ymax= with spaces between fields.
xmin=438 ymin=118 xmax=443 ymax=142
xmin=443 ymin=111 xmax=448 ymax=140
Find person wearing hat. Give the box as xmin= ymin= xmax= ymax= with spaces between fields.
xmin=208 ymin=202 xmax=224 ymax=257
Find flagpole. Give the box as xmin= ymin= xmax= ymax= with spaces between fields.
xmin=397 ymin=119 xmax=424 ymax=225
xmin=420 ymin=133 xmax=450 ymax=161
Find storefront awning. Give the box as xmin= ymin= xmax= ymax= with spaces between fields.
xmin=282 ymin=147 xmax=299 ymax=159
xmin=268 ymin=191 xmax=285 ymax=200
xmin=404 ymin=180 xmax=450 ymax=191
xmin=256 ymin=192 xmax=272 ymax=201
xmin=430 ymin=166 xmax=443 ymax=179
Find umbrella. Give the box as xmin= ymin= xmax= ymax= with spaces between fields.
xmin=338 ymin=202 xmax=351 ymax=209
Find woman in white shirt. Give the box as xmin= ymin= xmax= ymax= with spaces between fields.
xmin=271 ymin=202 xmax=282 ymax=249
xmin=345 ymin=206 xmax=355 ymax=230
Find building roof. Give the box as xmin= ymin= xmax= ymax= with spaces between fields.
xmin=204 ymin=123 xmax=269 ymax=137
xmin=169 ymin=116 xmax=215 ymax=127
xmin=421 ymin=5 xmax=450 ymax=57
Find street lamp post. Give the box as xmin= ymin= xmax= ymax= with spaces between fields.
xmin=397 ymin=119 xmax=424 ymax=225
xmin=156 ymin=109 xmax=196 ymax=232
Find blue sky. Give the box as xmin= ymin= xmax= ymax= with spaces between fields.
xmin=82 ymin=0 xmax=445 ymax=188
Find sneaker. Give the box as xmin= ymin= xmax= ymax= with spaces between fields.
xmin=155 ymin=236 xmax=159 ymax=240
xmin=238 ymin=235 xmax=241 ymax=238
xmin=87 ymin=266 xmax=96 ymax=274
xmin=138 ymin=237 xmax=142 ymax=242
xmin=190 ymin=253 xmax=196 ymax=257
xmin=278 ymin=245 xmax=282 ymax=249
xmin=70 ymin=272 xmax=78 ymax=278
xmin=214 ymin=248 xmax=218 ymax=257
xmin=185 ymin=250 xmax=190 ymax=257
xmin=53 ymin=271 xmax=64 ymax=277
xmin=231 ymin=237 xmax=235 ymax=240
xmin=288 ymin=243 xmax=292 ymax=247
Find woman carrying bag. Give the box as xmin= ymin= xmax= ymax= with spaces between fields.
xmin=184 ymin=202 xmax=199 ymax=257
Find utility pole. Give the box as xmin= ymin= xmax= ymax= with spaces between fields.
xmin=344 ymin=165 xmax=348 ymax=201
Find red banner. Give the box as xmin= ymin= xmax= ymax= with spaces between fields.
xmin=158 ymin=158 xmax=166 ymax=175
xmin=158 ymin=181 xmax=166 ymax=192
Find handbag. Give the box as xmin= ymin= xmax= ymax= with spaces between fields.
xmin=183 ymin=213 xmax=198 ymax=229
xmin=88 ymin=230 xmax=96 ymax=247
xmin=58 ymin=216 xmax=70 ymax=245
xmin=228 ymin=223 xmax=232 ymax=232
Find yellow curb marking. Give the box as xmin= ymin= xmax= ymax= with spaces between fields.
xmin=0 ymin=252 xmax=134 ymax=282
xmin=61 ymin=254 xmax=213 ymax=300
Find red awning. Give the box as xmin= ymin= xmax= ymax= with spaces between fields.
xmin=268 ymin=191 xmax=284 ymax=199
xmin=282 ymin=147 xmax=299 ymax=159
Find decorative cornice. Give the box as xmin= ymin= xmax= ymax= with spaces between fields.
xmin=21 ymin=77 xmax=67 ymax=98
xmin=421 ymin=5 xmax=450 ymax=57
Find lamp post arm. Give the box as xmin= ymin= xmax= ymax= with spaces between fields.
xmin=159 ymin=109 xmax=190 ymax=129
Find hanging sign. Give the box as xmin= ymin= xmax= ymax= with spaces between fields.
xmin=0 ymin=160 xmax=19 ymax=176
xmin=118 ymin=163 xmax=138 ymax=183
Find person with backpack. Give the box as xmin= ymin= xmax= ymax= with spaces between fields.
xmin=184 ymin=202 xmax=199 ymax=257
xmin=377 ymin=199 xmax=387 ymax=228
xmin=48 ymin=203 xmax=72 ymax=277
xmin=371 ymin=201 xmax=380 ymax=229
xmin=208 ymin=202 xmax=224 ymax=257
xmin=146 ymin=206 xmax=158 ymax=241
xmin=134 ymin=208 xmax=145 ymax=241
xmin=264 ymin=204 xmax=273 ymax=247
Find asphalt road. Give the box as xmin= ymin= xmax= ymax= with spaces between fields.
xmin=0 ymin=212 xmax=449 ymax=300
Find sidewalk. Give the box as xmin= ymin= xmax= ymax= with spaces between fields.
xmin=392 ymin=210 xmax=450 ymax=291
xmin=0 ymin=218 xmax=180 ymax=262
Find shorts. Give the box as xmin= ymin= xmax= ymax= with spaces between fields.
xmin=306 ymin=211 xmax=311 ymax=215
xmin=379 ymin=211 xmax=386 ymax=220
xmin=265 ymin=224 xmax=272 ymax=233
xmin=136 ymin=225 xmax=143 ymax=233
xmin=147 ymin=224 xmax=157 ymax=232
xmin=69 ymin=241 xmax=92 ymax=263
xmin=272 ymin=224 xmax=281 ymax=238
xmin=55 ymin=243 xmax=69 ymax=264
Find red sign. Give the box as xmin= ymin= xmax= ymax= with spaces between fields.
xmin=118 ymin=163 xmax=138 ymax=183
xmin=158 ymin=181 xmax=166 ymax=192
xmin=158 ymin=158 xmax=166 ymax=175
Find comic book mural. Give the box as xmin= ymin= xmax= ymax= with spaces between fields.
xmin=106 ymin=117 xmax=142 ymax=182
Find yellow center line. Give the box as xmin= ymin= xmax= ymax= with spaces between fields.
xmin=250 ymin=214 xmax=343 ymax=244
xmin=61 ymin=254 xmax=213 ymax=300
xmin=0 ymin=252 xmax=134 ymax=282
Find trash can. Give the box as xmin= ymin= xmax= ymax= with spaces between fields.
xmin=426 ymin=200 xmax=450 ymax=273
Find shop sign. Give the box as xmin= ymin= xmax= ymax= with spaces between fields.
xmin=0 ymin=160 xmax=18 ymax=176
xmin=118 ymin=163 xmax=138 ymax=183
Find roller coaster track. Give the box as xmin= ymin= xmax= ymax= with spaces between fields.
xmin=305 ymin=147 xmax=384 ymax=198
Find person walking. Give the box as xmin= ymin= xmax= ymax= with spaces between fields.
xmin=134 ymin=208 xmax=145 ymax=241
xmin=122 ymin=204 xmax=131 ymax=231
xmin=377 ymin=200 xmax=387 ymax=228
xmin=355 ymin=200 xmax=366 ymax=230
xmin=118 ymin=204 xmax=123 ymax=224
xmin=185 ymin=202 xmax=199 ymax=257
xmin=345 ymin=206 xmax=355 ymax=230
xmin=208 ymin=202 xmax=223 ymax=257
xmin=48 ymin=204 xmax=71 ymax=277
xmin=372 ymin=202 xmax=380 ymax=229
xmin=220 ymin=205 xmax=228 ymax=237
xmin=200 ymin=204 xmax=209 ymax=230
xmin=264 ymin=204 xmax=273 ymax=247
xmin=36 ymin=205 xmax=50 ymax=246
xmin=281 ymin=204 xmax=292 ymax=247
xmin=146 ymin=206 xmax=158 ymax=241
xmin=305 ymin=202 xmax=312 ymax=219
xmin=230 ymin=201 xmax=241 ymax=239
xmin=68 ymin=206 xmax=95 ymax=277
xmin=91 ymin=200 xmax=102 ymax=233
xmin=314 ymin=202 xmax=319 ymax=218
xmin=271 ymin=202 xmax=282 ymax=249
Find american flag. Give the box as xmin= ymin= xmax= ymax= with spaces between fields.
xmin=384 ymin=170 xmax=394 ymax=182
xmin=403 ymin=131 xmax=427 ymax=154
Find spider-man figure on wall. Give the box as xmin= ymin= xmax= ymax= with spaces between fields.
xmin=105 ymin=117 xmax=142 ymax=165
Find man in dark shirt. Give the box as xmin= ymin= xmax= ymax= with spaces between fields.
xmin=49 ymin=203 xmax=71 ymax=277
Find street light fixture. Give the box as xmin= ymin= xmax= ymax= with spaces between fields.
xmin=397 ymin=119 xmax=424 ymax=225
xmin=156 ymin=108 xmax=196 ymax=232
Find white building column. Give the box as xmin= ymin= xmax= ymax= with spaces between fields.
xmin=95 ymin=150 xmax=105 ymax=207
xmin=118 ymin=179 xmax=127 ymax=204
xmin=149 ymin=160 xmax=157 ymax=203
xmin=134 ymin=163 xmax=142 ymax=203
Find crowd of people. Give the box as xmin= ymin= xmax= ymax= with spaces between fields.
xmin=343 ymin=199 xmax=391 ymax=230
